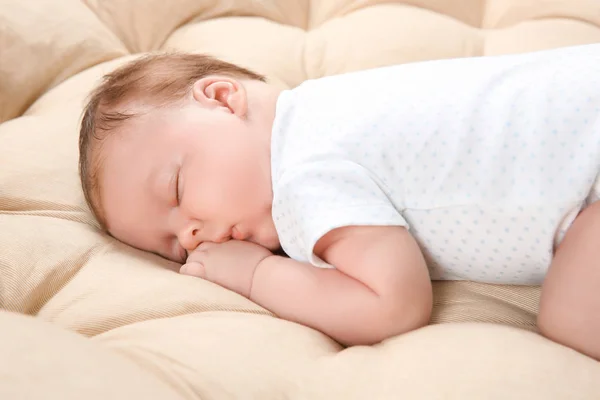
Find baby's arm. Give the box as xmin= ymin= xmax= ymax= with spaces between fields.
xmin=250 ymin=225 xmax=432 ymax=346
xmin=538 ymin=202 xmax=600 ymax=360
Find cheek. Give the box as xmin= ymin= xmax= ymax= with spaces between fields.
xmin=196 ymin=141 xmax=267 ymax=218
xmin=199 ymin=162 xmax=257 ymax=213
xmin=221 ymin=156 xmax=261 ymax=192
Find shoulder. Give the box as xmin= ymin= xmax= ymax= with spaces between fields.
xmin=271 ymin=160 xmax=408 ymax=265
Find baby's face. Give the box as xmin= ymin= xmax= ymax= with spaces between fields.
xmin=99 ymin=97 xmax=278 ymax=263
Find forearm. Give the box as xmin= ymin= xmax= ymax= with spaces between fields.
xmin=250 ymin=255 xmax=429 ymax=345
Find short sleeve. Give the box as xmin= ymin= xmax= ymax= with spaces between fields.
xmin=272 ymin=160 xmax=408 ymax=268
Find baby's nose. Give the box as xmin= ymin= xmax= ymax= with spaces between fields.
xmin=178 ymin=224 xmax=203 ymax=251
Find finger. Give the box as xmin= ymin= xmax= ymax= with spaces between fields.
xmin=197 ymin=241 xmax=218 ymax=250
xmin=186 ymin=250 xmax=204 ymax=264
xmin=180 ymin=261 xmax=206 ymax=278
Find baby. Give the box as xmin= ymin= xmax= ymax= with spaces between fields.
xmin=79 ymin=44 xmax=600 ymax=359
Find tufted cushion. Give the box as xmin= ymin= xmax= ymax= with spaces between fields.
xmin=1 ymin=0 xmax=599 ymax=398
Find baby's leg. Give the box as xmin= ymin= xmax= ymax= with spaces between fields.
xmin=538 ymin=202 xmax=600 ymax=360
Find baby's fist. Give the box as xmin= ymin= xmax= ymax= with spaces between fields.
xmin=180 ymin=240 xmax=273 ymax=298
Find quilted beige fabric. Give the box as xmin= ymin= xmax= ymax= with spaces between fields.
xmin=1 ymin=1 xmax=600 ymax=398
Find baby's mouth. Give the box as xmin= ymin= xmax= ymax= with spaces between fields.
xmin=231 ymin=226 xmax=246 ymax=241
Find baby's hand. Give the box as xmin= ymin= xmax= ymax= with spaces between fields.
xmin=180 ymin=240 xmax=273 ymax=298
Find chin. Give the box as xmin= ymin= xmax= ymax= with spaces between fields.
xmin=255 ymin=233 xmax=280 ymax=251
xmin=265 ymin=238 xmax=282 ymax=251
xmin=249 ymin=216 xmax=280 ymax=250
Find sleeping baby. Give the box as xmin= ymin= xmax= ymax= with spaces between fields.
xmin=78 ymin=43 xmax=600 ymax=360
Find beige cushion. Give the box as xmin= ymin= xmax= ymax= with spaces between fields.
xmin=1 ymin=0 xmax=599 ymax=398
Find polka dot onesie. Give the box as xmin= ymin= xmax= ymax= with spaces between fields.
xmin=270 ymin=44 xmax=600 ymax=284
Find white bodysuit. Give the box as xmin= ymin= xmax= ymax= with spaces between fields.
xmin=270 ymin=44 xmax=600 ymax=285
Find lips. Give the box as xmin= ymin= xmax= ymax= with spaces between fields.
xmin=231 ymin=226 xmax=246 ymax=241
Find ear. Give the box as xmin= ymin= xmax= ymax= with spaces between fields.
xmin=191 ymin=76 xmax=247 ymax=117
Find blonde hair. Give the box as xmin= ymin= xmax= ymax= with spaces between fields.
xmin=78 ymin=53 xmax=266 ymax=228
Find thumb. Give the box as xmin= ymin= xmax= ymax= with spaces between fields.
xmin=180 ymin=261 xmax=206 ymax=278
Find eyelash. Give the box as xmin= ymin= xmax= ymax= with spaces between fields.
xmin=175 ymin=168 xmax=182 ymax=205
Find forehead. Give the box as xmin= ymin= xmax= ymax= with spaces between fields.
xmin=100 ymin=112 xmax=171 ymax=183
xmin=97 ymin=113 xmax=178 ymax=249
